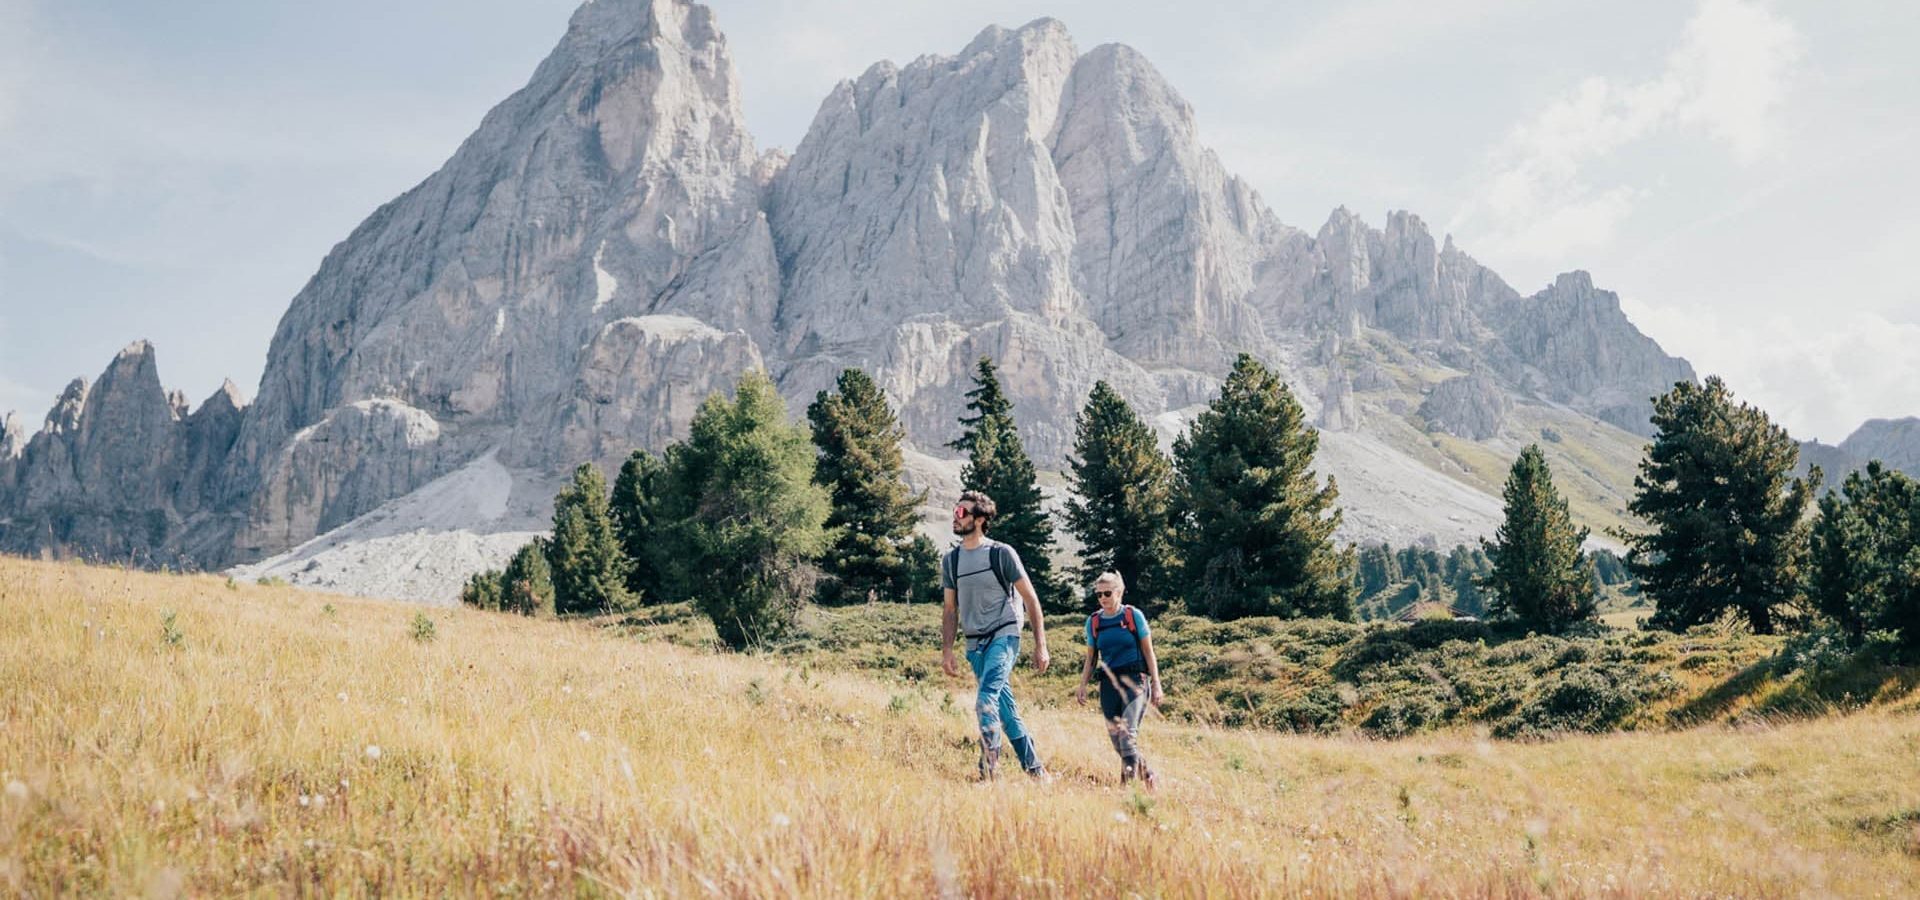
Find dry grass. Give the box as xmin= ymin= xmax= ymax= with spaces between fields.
xmin=3 ymin=557 xmax=1918 ymax=897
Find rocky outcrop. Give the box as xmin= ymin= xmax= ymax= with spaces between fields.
xmin=560 ymin=315 xmax=763 ymax=463
xmin=1419 ymin=373 xmax=1510 ymax=441
xmin=216 ymin=0 xmax=778 ymax=559
xmin=0 ymin=343 xmax=245 ymax=566
xmin=1840 ymin=418 xmax=1920 ymax=474
xmin=1258 ymin=209 xmax=1511 ymax=347
xmin=1488 ymin=272 xmax=1695 ymax=436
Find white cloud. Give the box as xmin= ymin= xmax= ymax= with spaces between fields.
xmin=1450 ymin=0 xmax=1802 ymax=270
xmin=1671 ymin=0 xmax=1804 ymax=163
xmin=1623 ymin=300 xmax=1920 ymax=443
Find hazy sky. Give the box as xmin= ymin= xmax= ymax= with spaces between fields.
xmin=2 ymin=0 xmax=1915 ymax=442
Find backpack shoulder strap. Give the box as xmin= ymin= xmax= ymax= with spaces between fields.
xmin=1088 ymin=612 xmax=1100 ymax=637
xmin=987 ymin=542 xmax=1012 ymax=596
xmin=943 ymin=545 xmax=959 ymax=587
xmin=1122 ymin=605 xmax=1136 ymax=633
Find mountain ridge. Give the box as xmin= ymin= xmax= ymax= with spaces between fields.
xmin=4 ymin=0 xmax=1886 ymax=600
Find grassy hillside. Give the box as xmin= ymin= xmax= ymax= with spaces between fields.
xmin=4 ymin=557 xmax=1919 ymax=896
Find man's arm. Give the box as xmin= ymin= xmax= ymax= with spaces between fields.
xmin=941 ymin=587 xmax=959 ymax=677
xmin=1013 ymin=577 xmax=1050 ymax=673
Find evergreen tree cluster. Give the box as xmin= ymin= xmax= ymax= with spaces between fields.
xmin=1808 ymin=462 xmax=1920 ymax=649
xmin=1352 ymin=544 xmax=1494 ymax=620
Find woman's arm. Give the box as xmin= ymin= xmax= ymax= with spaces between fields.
xmin=1141 ymin=632 xmax=1164 ymax=706
xmin=1075 ymin=645 xmax=1097 ymax=705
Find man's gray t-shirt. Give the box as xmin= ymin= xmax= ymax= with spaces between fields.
xmin=942 ymin=538 xmax=1029 ymax=648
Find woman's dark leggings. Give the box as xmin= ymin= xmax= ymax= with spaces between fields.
xmin=1097 ymin=666 xmax=1150 ymax=769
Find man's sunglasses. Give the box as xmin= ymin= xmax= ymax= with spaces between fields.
xmin=953 ymin=505 xmax=979 ymax=518
xmin=1095 ymin=589 xmax=1117 ymax=598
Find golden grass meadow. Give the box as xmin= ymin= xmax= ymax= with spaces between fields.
xmin=3 ymin=556 xmax=1918 ymax=897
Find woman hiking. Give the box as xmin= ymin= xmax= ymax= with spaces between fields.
xmin=1074 ymin=571 xmax=1163 ymax=788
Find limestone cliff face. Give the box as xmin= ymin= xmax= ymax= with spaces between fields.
xmin=1487 ymin=271 xmax=1697 ymax=436
xmin=0 ymin=0 xmax=1740 ymax=573
xmin=0 ymin=343 xmax=243 ymax=566
xmin=217 ymin=0 xmax=777 ymax=559
xmin=1840 ymin=418 xmax=1920 ymax=474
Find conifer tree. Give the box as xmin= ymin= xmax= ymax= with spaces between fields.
xmin=1063 ymin=381 xmax=1177 ymax=613
xmin=610 ymin=449 xmax=666 ymax=599
xmin=946 ymin=356 xmax=1013 ymax=455
xmin=501 ymin=538 xmax=556 ymax=617
xmin=957 ymin=400 xmax=1068 ymax=612
xmin=459 ymin=570 xmax=504 ymax=611
xmin=546 ymin=463 xmax=634 ymax=616
xmin=1172 ymin=353 xmax=1352 ymax=620
xmin=1480 ymin=445 xmax=1596 ymax=632
xmin=1808 ymin=461 xmax=1920 ymax=648
xmin=1617 ymin=376 xmax=1816 ymax=635
xmin=656 ymin=372 xmax=829 ymax=649
xmin=807 ymin=368 xmax=938 ymax=604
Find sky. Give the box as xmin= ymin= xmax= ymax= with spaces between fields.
xmin=1 ymin=0 xmax=1915 ymax=443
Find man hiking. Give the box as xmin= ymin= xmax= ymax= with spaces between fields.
xmin=1074 ymin=571 xmax=1163 ymax=788
xmin=941 ymin=490 xmax=1052 ymax=780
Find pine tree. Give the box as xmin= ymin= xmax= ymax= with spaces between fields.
xmin=656 ymin=372 xmax=829 ymax=649
xmin=959 ymin=408 xmax=1069 ymax=612
xmin=502 ymin=538 xmax=556 ymax=617
xmin=807 ymin=368 xmax=938 ymax=604
xmin=1063 ymin=381 xmax=1177 ymax=613
xmin=1480 ymin=445 xmax=1597 ymax=632
xmin=1808 ymin=461 xmax=1920 ymax=648
xmin=946 ymin=356 xmax=1013 ymax=455
xmin=1172 ymin=353 xmax=1353 ymax=620
xmin=546 ymin=463 xmax=634 ymax=616
xmin=610 ymin=449 xmax=667 ymax=600
xmin=459 ymin=570 xmax=504 ymax=610
xmin=1617 ymin=377 xmax=1816 ymax=635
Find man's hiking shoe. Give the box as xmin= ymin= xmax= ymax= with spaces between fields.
xmin=1025 ymin=766 xmax=1054 ymax=784
xmin=1120 ymin=761 xmax=1136 ymax=784
xmin=1140 ymin=766 xmax=1158 ymax=792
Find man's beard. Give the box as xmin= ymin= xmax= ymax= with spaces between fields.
xmin=951 ymin=519 xmax=977 ymax=536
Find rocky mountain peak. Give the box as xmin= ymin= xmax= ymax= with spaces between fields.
xmin=0 ymin=411 xmax=22 ymax=460
xmin=1840 ymin=417 xmax=1920 ymax=472
xmin=44 ymin=379 xmax=90 ymax=435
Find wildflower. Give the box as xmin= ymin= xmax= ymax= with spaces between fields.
xmin=339 ymin=778 xmax=350 ymax=789
xmin=312 ymin=795 xmax=326 ymax=808
xmin=562 ymin=685 xmax=573 ymax=695
xmin=3 ymin=780 xmax=26 ymax=802
xmin=1112 ymin=811 xmax=1128 ymax=824
xmin=365 ymin=745 xmax=382 ymax=761
xmin=577 ymin=730 xmax=592 ymax=742
xmin=770 ymin=812 xmax=792 ymax=828
xmin=150 ymin=800 xmax=166 ymax=814
xmin=298 ymin=795 xmax=311 ymax=807
xmin=337 ymin=692 xmax=348 ymax=702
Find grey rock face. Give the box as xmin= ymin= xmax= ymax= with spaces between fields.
xmin=1839 ymin=418 xmax=1920 ymax=474
xmin=1488 ymin=271 xmax=1696 ymax=436
xmin=218 ymin=0 xmax=777 ymax=559
xmin=0 ymin=343 xmax=245 ymax=566
xmin=1419 ymin=373 xmax=1510 ymax=441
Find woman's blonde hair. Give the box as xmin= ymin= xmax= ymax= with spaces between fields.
xmin=1094 ymin=571 xmax=1124 ymax=590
